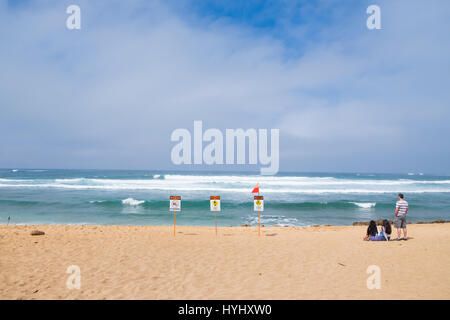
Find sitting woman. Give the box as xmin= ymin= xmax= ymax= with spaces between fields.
xmin=363 ymin=220 xmax=378 ymax=241
xmin=364 ymin=219 xmax=392 ymax=241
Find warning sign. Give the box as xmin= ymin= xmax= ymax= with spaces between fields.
xmin=210 ymin=196 xmax=221 ymax=212
xmin=170 ymin=196 xmax=181 ymax=211
xmin=254 ymin=196 xmax=264 ymax=211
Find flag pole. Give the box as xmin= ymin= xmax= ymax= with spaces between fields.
xmin=215 ymin=211 xmax=217 ymax=236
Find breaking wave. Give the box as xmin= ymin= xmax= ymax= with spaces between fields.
xmin=121 ymin=198 xmax=146 ymax=206
xmin=0 ymin=174 xmax=449 ymax=194
xmin=351 ymin=202 xmax=377 ymax=208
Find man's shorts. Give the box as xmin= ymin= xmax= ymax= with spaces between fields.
xmin=394 ymin=215 xmax=407 ymax=228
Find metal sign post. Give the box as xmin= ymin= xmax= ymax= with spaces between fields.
xmin=210 ymin=196 xmax=221 ymax=235
xmin=170 ymin=196 xmax=181 ymax=236
xmin=254 ymin=196 xmax=264 ymax=236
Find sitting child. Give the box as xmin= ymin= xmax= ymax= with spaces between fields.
xmin=364 ymin=219 xmax=391 ymax=241
xmin=363 ymin=220 xmax=378 ymax=241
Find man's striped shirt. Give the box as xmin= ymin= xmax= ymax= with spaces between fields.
xmin=396 ymin=199 xmax=408 ymax=216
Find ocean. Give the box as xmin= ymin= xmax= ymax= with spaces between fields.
xmin=1 ymin=169 xmax=449 ymax=226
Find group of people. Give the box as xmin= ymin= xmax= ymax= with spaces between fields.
xmin=363 ymin=193 xmax=409 ymax=241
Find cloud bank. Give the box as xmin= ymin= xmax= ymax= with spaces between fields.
xmin=0 ymin=0 xmax=449 ymax=173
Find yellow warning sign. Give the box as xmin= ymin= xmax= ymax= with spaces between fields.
xmin=210 ymin=196 xmax=221 ymax=212
xmin=254 ymin=196 xmax=264 ymax=211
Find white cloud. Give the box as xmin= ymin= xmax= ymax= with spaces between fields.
xmin=0 ymin=0 xmax=449 ymax=173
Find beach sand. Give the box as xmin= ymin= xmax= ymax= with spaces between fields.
xmin=0 ymin=224 xmax=449 ymax=300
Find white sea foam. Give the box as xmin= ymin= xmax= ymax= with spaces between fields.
xmin=0 ymin=178 xmax=34 ymax=182
xmin=351 ymin=202 xmax=376 ymax=208
xmin=121 ymin=198 xmax=145 ymax=206
xmin=246 ymin=214 xmax=300 ymax=227
xmin=0 ymin=175 xmax=449 ymax=194
xmin=1 ymin=182 xmax=450 ymax=193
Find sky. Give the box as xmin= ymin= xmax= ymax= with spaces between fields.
xmin=0 ymin=0 xmax=449 ymax=174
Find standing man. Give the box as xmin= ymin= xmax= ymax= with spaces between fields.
xmin=394 ymin=193 xmax=408 ymax=240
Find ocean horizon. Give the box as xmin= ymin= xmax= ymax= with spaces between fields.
xmin=1 ymin=168 xmax=449 ymax=227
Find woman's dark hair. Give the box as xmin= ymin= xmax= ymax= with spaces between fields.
xmin=382 ymin=219 xmax=392 ymax=235
xmin=367 ymin=220 xmax=378 ymax=237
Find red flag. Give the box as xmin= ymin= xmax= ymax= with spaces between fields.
xmin=251 ymin=183 xmax=260 ymax=194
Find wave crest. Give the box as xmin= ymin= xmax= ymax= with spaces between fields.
xmin=351 ymin=202 xmax=376 ymax=208
xmin=121 ymin=198 xmax=145 ymax=206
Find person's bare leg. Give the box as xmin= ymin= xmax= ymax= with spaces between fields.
xmin=403 ymin=228 xmax=407 ymax=240
xmin=397 ymin=228 xmax=402 ymax=239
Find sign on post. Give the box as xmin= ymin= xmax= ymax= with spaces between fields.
xmin=210 ymin=196 xmax=221 ymax=235
xmin=254 ymin=196 xmax=264 ymax=236
xmin=210 ymin=196 xmax=221 ymax=212
xmin=170 ymin=196 xmax=181 ymax=236
xmin=170 ymin=196 xmax=181 ymax=211
xmin=254 ymin=196 xmax=264 ymax=212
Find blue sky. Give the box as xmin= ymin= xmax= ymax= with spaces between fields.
xmin=0 ymin=0 xmax=449 ymax=174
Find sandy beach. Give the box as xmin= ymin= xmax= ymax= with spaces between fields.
xmin=0 ymin=223 xmax=449 ymax=300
